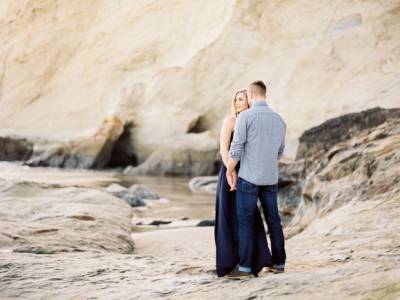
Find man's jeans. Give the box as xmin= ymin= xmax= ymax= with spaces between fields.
xmin=236 ymin=177 xmax=286 ymax=272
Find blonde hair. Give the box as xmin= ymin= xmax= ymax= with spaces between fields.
xmin=231 ymin=88 xmax=248 ymax=117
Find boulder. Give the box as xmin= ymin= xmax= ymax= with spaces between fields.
xmin=105 ymin=183 xmax=160 ymax=207
xmin=188 ymin=176 xmax=218 ymax=194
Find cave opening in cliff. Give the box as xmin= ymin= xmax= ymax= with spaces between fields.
xmin=107 ymin=122 xmax=138 ymax=168
xmin=187 ymin=115 xmax=209 ymax=133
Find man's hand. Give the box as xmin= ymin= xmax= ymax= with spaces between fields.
xmin=231 ymin=170 xmax=238 ymax=191
xmin=226 ymin=158 xmax=239 ymax=191
xmin=226 ymin=169 xmax=237 ymax=191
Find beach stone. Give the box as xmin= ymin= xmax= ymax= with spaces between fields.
xmin=105 ymin=183 xmax=159 ymax=207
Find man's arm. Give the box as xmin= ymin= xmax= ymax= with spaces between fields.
xmin=277 ymin=117 xmax=287 ymax=160
xmin=278 ymin=138 xmax=285 ymax=160
xmin=228 ymin=112 xmax=247 ymax=163
xmin=226 ymin=157 xmax=239 ymax=190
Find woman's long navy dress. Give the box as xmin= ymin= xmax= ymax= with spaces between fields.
xmin=214 ymin=131 xmax=272 ymax=277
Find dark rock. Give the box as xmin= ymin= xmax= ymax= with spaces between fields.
xmin=32 ymin=229 xmax=59 ymax=234
xmin=13 ymin=246 xmax=57 ymax=254
xmin=128 ymin=184 xmax=159 ymax=200
xmin=0 ymin=263 xmax=14 ymax=269
xmin=25 ymin=149 xmax=110 ymax=169
xmin=149 ymin=220 xmax=172 ymax=226
xmin=122 ymin=196 xmax=146 ymax=207
xmin=2 ymin=117 xmax=126 ymax=169
xmin=278 ymin=160 xmax=305 ymax=225
xmin=197 ymin=219 xmax=215 ymax=227
xmin=296 ymin=107 xmax=400 ymax=161
xmin=105 ymin=183 xmax=159 ymax=207
xmin=68 ymin=215 xmax=96 ymax=221
xmin=279 ymin=159 xmax=306 ymax=185
xmin=0 ymin=136 xmax=33 ymax=161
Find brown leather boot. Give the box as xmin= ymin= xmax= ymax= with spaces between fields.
xmin=225 ymin=268 xmax=253 ymax=279
xmin=266 ymin=264 xmax=285 ymax=273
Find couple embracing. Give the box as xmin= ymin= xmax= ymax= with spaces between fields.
xmin=214 ymin=80 xmax=287 ymax=279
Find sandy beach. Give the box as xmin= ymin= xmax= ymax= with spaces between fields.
xmin=2 ymin=114 xmax=400 ymax=299
xmin=2 ymin=204 xmax=400 ymax=300
xmin=1 ymin=159 xmax=399 ymax=299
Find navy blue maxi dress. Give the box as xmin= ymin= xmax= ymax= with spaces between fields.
xmin=214 ymin=131 xmax=273 ymax=277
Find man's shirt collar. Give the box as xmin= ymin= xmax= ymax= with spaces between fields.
xmin=252 ymin=100 xmax=268 ymax=107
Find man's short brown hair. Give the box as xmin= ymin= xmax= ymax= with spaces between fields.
xmin=250 ymin=80 xmax=267 ymax=96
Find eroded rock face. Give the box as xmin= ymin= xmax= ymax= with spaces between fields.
xmin=277 ymin=159 xmax=305 ymax=225
xmin=0 ymin=1 xmax=399 ymax=173
xmin=296 ymin=107 xmax=400 ymax=162
xmin=0 ymin=179 xmax=134 ymax=254
xmin=0 ymin=116 xmax=124 ymax=169
xmin=287 ymin=108 xmax=400 ymax=237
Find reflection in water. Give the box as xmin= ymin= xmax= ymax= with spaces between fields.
xmin=116 ymin=175 xmax=216 ymax=220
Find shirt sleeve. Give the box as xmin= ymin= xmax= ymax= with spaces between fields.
xmin=277 ymin=137 xmax=285 ymax=160
xmin=277 ymin=120 xmax=286 ymax=160
xmin=229 ymin=113 xmax=247 ymax=161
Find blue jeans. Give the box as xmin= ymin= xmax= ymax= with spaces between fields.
xmin=236 ymin=177 xmax=286 ymax=272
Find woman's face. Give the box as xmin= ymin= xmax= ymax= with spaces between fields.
xmin=235 ymin=92 xmax=249 ymax=113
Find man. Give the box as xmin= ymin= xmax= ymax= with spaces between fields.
xmin=226 ymin=80 xmax=287 ymax=279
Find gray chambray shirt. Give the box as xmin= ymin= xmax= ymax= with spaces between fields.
xmin=229 ymin=100 xmax=286 ymax=185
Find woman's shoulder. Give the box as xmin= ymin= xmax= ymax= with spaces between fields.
xmin=220 ymin=115 xmax=236 ymax=134
xmin=223 ymin=115 xmax=236 ymax=127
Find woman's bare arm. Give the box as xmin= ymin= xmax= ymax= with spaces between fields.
xmin=219 ymin=116 xmax=235 ymax=168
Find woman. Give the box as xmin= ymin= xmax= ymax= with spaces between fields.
xmin=214 ymin=88 xmax=272 ymax=277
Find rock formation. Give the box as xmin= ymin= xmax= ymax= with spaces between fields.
xmin=0 ymin=179 xmax=135 ymax=254
xmin=0 ymin=1 xmax=399 ymax=174
xmin=287 ymin=106 xmax=400 ymax=237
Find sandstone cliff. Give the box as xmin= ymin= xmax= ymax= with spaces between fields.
xmin=0 ymin=1 xmax=399 ymax=174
